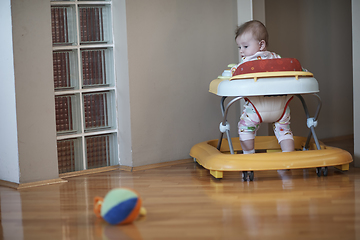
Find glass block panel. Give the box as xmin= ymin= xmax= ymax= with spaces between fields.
xmin=51 ymin=6 xmax=76 ymax=45
xmin=81 ymin=48 xmax=113 ymax=87
xmin=79 ymin=5 xmax=112 ymax=44
xmin=83 ymin=91 xmax=114 ymax=131
xmin=86 ymin=134 xmax=115 ymax=169
xmin=53 ymin=50 xmax=78 ymax=90
xmin=55 ymin=95 xmax=80 ymax=134
xmin=57 ymin=138 xmax=83 ymax=174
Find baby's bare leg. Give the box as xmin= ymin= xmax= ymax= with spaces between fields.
xmin=280 ymin=139 xmax=294 ymax=152
xmin=241 ymin=139 xmax=255 ymax=154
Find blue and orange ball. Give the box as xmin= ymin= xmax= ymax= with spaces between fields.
xmin=94 ymin=188 xmax=146 ymax=225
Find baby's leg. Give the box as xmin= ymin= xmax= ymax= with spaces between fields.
xmin=280 ymin=139 xmax=294 ymax=152
xmin=241 ymin=140 xmax=255 ymax=153
xmin=238 ymin=102 xmax=260 ymax=154
xmin=273 ymin=106 xmax=294 ymax=152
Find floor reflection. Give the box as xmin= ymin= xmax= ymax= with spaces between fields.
xmin=196 ymin=167 xmax=357 ymax=239
xmin=94 ymin=219 xmax=143 ymax=240
xmin=0 ymin=188 xmax=24 ymax=240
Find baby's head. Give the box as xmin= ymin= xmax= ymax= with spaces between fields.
xmin=235 ymin=20 xmax=268 ymax=58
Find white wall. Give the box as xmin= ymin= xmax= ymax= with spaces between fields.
xmin=265 ymin=0 xmax=353 ymax=139
xmin=353 ymin=0 xmax=360 ymax=167
xmin=125 ymin=0 xmax=239 ymax=166
xmin=0 ymin=0 xmax=20 ymax=183
xmin=113 ymin=0 xmax=133 ymax=167
xmin=11 ymin=0 xmax=59 ymax=183
xmin=252 ymin=0 xmax=265 ymax=24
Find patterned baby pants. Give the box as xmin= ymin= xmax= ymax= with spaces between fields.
xmin=238 ymin=101 xmax=294 ymax=143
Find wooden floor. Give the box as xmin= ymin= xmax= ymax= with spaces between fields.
xmin=0 ymin=138 xmax=359 ymax=240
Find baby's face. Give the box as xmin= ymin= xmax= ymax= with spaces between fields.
xmin=236 ymin=32 xmax=262 ymax=58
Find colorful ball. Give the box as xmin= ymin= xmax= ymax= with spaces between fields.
xmin=100 ymin=188 xmax=142 ymax=225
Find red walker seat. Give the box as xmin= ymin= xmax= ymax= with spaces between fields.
xmin=233 ymin=58 xmax=303 ymax=76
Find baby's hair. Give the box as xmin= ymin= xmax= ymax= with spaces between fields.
xmin=235 ymin=20 xmax=269 ymax=46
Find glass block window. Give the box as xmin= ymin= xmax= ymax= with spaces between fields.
xmin=57 ymin=138 xmax=82 ymax=174
xmin=53 ymin=50 xmax=78 ymax=90
xmin=86 ymin=134 xmax=115 ymax=169
xmin=51 ymin=0 xmax=117 ymax=174
xmin=83 ymin=92 xmax=115 ymax=131
xmin=51 ymin=6 xmax=76 ymax=45
xmin=81 ymin=48 xmax=112 ymax=87
xmin=55 ymin=95 xmax=74 ymax=133
xmin=79 ymin=6 xmax=112 ymax=44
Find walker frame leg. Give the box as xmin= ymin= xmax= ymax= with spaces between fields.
xmin=217 ymin=96 xmax=242 ymax=154
xmin=217 ymin=94 xmax=323 ymax=154
xmin=217 ymin=97 xmax=227 ymax=150
xmin=296 ymin=94 xmax=322 ymax=150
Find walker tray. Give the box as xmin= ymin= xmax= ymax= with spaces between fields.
xmin=210 ymin=58 xmax=318 ymax=96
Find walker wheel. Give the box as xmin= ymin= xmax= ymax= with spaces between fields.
xmin=249 ymin=171 xmax=254 ymax=181
xmin=242 ymin=171 xmax=248 ymax=181
xmin=323 ymin=167 xmax=328 ymax=176
xmin=242 ymin=171 xmax=254 ymax=181
xmin=316 ymin=167 xmax=328 ymax=177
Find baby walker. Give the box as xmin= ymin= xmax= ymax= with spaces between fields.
xmin=190 ymin=58 xmax=353 ymax=181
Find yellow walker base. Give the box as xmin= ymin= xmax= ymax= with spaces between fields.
xmin=190 ymin=136 xmax=352 ymax=180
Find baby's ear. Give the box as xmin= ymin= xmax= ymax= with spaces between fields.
xmin=259 ymin=40 xmax=266 ymax=51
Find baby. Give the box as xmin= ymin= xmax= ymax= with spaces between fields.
xmin=232 ymin=20 xmax=295 ymax=154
